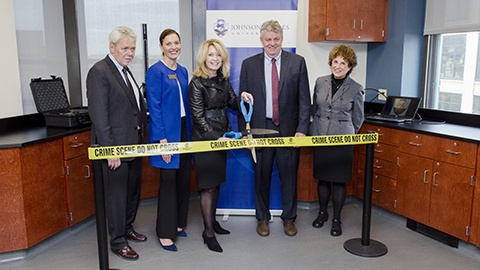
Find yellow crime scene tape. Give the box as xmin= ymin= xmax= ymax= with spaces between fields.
xmin=88 ymin=133 xmax=378 ymax=160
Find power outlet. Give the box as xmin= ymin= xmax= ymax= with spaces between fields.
xmin=378 ymin=89 xmax=387 ymax=100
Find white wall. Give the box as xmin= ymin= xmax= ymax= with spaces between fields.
xmin=0 ymin=0 xmax=23 ymax=118
xmin=296 ymin=0 xmax=367 ymax=96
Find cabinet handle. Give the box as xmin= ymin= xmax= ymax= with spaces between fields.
xmin=423 ymin=170 xmax=429 ymax=184
xmin=432 ymin=172 xmax=439 ymax=187
xmin=446 ymin=149 xmax=461 ymax=155
xmin=71 ymin=143 xmax=84 ymax=148
xmin=374 ymin=165 xmax=382 ymax=169
xmin=373 ymin=188 xmax=381 ymax=193
xmin=408 ymin=142 xmax=422 ymax=147
xmin=374 ymin=149 xmax=383 ymax=153
xmin=360 ymin=19 xmax=364 ymax=30
xmin=84 ymin=165 xmax=91 ymax=178
xmin=353 ymin=19 xmax=356 ymax=30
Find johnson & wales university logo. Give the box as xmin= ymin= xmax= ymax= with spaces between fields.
xmin=214 ymin=19 xmax=229 ymax=37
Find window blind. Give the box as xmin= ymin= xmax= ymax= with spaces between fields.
xmin=424 ymin=0 xmax=480 ymax=35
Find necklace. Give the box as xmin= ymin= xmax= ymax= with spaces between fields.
xmin=332 ymin=79 xmax=343 ymax=90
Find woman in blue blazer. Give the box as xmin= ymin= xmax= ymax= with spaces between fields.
xmin=146 ymin=29 xmax=192 ymax=252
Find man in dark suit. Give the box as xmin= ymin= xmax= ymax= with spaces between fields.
xmin=239 ymin=20 xmax=311 ymax=237
xmin=87 ymin=26 xmax=147 ymax=261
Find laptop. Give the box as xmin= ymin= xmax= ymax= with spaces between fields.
xmin=366 ymin=96 xmax=422 ymax=123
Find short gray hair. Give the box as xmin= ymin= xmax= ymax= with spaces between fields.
xmin=109 ymin=26 xmax=137 ymax=45
xmin=260 ymin=20 xmax=283 ymax=37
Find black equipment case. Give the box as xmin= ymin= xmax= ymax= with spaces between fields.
xmin=29 ymin=76 xmax=91 ymax=128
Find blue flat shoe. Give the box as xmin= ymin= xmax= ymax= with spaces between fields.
xmin=159 ymin=239 xmax=178 ymax=252
xmin=177 ymin=230 xmax=187 ymax=237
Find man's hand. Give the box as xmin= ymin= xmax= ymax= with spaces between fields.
xmin=107 ymin=158 xmax=121 ymax=170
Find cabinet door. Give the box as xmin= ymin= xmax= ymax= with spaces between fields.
xmin=397 ymin=153 xmax=433 ymax=224
xmin=325 ymin=0 xmax=357 ymax=41
xmin=65 ymin=155 xmax=95 ymax=226
xmin=141 ymin=157 xmax=160 ymax=199
xmin=429 ymin=161 xmax=474 ymax=241
xmin=357 ymin=0 xmax=388 ymax=41
xmin=21 ymin=139 xmax=68 ymax=246
xmin=353 ymin=152 xmax=365 ymax=199
xmin=372 ymin=174 xmax=396 ymax=212
xmin=471 ymin=146 xmax=480 ymax=246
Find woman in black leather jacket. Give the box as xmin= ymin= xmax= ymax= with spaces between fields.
xmin=188 ymin=39 xmax=253 ymax=253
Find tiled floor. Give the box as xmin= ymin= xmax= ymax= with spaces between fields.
xmin=1 ymin=196 xmax=480 ymax=270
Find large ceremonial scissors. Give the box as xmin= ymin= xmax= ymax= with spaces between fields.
xmin=223 ymin=99 xmax=278 ymax=163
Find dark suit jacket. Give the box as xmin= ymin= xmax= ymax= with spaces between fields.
xmin=239 ymin=50 xmax=311 ymax=136
xmin=87 ymin=55 xmax=147 ymax=154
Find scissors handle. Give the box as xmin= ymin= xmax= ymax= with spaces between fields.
xmin=223 ymin=131 xmax=242 ymax=139
xmin=240 ymin=99 xmax=253 ymax=123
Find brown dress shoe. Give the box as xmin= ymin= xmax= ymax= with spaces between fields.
xmin=284 ymin=221 xmax=298 ymax=236
xmin=256 ymin=220 xmax=270 ymax=237
xmin=126 ymin=230 xmax=148 ymax=242
xmin=112 ymin=245 xmax=139 ymax=261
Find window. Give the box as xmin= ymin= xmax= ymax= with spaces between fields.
xmin=13 ymin=0 xmax=188 ymax=115
xmin=13 ymin=0 xmax=68 ymax=115
xmin=424 ymin=31 xmax=480 ymax=114
xmin=423 ymin=0 xmax=480 ymax=115
xmin=78 ymin=0 xmax=185 ymax=105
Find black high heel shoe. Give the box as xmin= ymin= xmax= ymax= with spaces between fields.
xmin=312 ymin=211 xmax=328 ymax=228
xmin=330 ymin=219 xmax=342 ymax=237
xmin=213 ymin=221 xmax=231 ymax=235
xmin=202 ymin=232 xmax=223 ymax=253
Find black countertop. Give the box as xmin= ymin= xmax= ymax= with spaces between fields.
xmin=364 ymin=119 xmax=480 ymax=144
xmin=2 ymin=109 xmax=480 ymax=149
xmin=0 ymin=126 xmax=91 ymax=149
xmin=0 ymin=113 xmax=90 ymax=149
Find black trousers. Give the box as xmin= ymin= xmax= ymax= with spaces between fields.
xmin=254 ymin=119 xmax=300 ymax=221
xmin=102 ymin=156 xmax=142 ymax=250
xmin=156 ymin=119 xmax=191 ymax=239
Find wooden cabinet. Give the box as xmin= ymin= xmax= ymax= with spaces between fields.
xmin=0 ymin=139 xmax=69 ymax=252
xmin=140 ymin=157 xmax=160 ymax=199
xmin=396 ymin=132 xmax=475 ymax=241
xmin=353 ymin=124 xmax=400 ymax=212
xmin=308 ymin=0 xmax=389 ymax=42
xmin=63 ymin=131 xmax=95 ymax=226
xmin=297 ymin=147 xmax=317 ymax=202
xmin=470 ymin=146 xmax=480 ymax=246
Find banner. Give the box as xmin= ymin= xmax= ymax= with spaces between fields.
xmin=206 ymin=0 xmax=299 ymax=215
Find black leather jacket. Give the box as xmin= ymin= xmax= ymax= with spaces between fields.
xmin=188 ymin=74 xmax=240 ymax=140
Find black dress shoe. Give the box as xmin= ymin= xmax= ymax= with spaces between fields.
xmin=330 ymin=219 xmax=342 ymax=237
xmin=213 ymin=221 xmax=231 ymax=235
xmin=202 ymin=232 xmax=223 ymax=253
xmin=112 ymin=245 xmax=139 ymax=261
xmin=312 ymin=211 xmax=329 ymax=228
xmin=126 ymin=230 xmax=148 ymax=242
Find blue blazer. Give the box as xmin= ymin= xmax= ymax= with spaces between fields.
xmin=146 ymin=61 xmax=191 ymax=169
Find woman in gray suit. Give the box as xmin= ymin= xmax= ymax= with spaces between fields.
xmin=309 ymin=45 xmax=364 ymax=237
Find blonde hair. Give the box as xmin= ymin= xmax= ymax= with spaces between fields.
xmin=193 ymin=39 xmax=230 ymax=79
